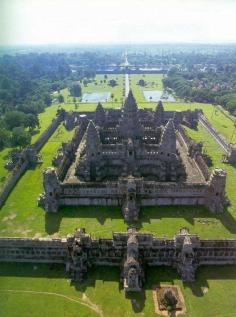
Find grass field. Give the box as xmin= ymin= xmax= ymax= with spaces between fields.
xmin=0 ymin=263 xmax=236 ymax=317
xmin=58 ymin=74 xmax=124 ymax=104
xmin=130 ymin=74 xmax=165 ymax=102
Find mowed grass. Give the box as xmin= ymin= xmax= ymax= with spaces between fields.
xmin=59 ymin=74 xmax=125 ymax=104
xmin=130 ymin=74 xmax=165 ymax=102
xmin=0 ymin=263 xmax=236 ymax=317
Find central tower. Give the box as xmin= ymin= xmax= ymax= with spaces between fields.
xmin=119 ymin=90 xmax=143 ymax=139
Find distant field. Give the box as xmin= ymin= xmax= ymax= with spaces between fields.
xmin=58 ymin=74 xmax=124 ymax=104
xmin=130 ymin=74 xmax=165 ymax=102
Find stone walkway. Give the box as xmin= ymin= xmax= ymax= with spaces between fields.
xmin=125 ymin=73 xmax=129 ymax=97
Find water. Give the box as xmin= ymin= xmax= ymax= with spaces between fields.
xmin=143 ymin=90 xmax=176 ymax=102
xmin=81 ymin=92 xmax=111 ymax=102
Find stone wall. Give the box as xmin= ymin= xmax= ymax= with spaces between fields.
xmin=199 ymin=114 xmax=230 ymax=153
xmin=59 ymin=181 xmax=207 ymax=207
xmin=0 ymin=111 xmax=64 ymax=208
xmin=0 ymin=228 xmax=235 ymax=288
xmin=0 ymin=161 xmax=28 ymax=207
xmin=0 ymin=236 xmax=68 ymax=263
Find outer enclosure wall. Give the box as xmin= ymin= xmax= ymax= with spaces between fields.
xmin=0 ymin=238 xmax=68 ymax=263
xmin=0 ymin=236 xmax=235 ymax=267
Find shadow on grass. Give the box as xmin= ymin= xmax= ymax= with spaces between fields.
xmin=183 ymin=265 xmax=236 ymax=297
xmin=125 ymin=290 xmax=146 ymax=313
xmin=1 ymin=264 xmax=236 ymax=313
xmin=44 ymin=205 xmax=236 ymax=235
xmin=0 ymin=262 xmax=66 ymax=279
xmin=133 ymin=205 xmax=236 ymax=235
xmin=45 ymin=205 xmax=123 ymax=235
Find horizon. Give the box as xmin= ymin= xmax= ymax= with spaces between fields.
xmin=1 ymin=0 xmax=236 ymax=46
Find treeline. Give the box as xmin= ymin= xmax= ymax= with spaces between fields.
xmin=163 ymin=67 xmax=236 ymax=115
xmin=0 ymin=51 xmax=109 ymax=150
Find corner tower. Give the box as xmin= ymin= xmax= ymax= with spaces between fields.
xmin=160 ymin=119 xmax=177 ymax=154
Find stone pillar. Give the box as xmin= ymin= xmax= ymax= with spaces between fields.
xmin=154 ymin=100 xmax=164 ymax=127
xmin=227 ymin=145 xmax=236 ymax=165
xmin=95 ymin=102 xmax=106 ymax=127
xmin=174 ymin=228 xmax=200 ymax=282
xmin=206 ymin=168 xmax=228 ymax=213
xmin=122 ymin=228 xmax=144 ymax=292
xmin=173 ymin=111 xmax=183 ymax=128
xmin=66 ymin=229 xmax=90 ymax=282
xmin=38 ymin=167 xmax=61 ymax=212
xmin=120 ymin=177 xmax=140 ymax=222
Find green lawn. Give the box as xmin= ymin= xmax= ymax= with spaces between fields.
xmin=0 ymin=263 xmax=235 ymax=317
xmin=58 ymin=74 xmax=125 ymax=104
xmin=130 ymin=74 xmax=165 ymax=102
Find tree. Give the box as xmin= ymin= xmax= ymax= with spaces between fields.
xmin=108 ymin=79 xmax=117 ymax=87
xmin=0 ymin=128 xmax=10 ymax=149
xmin=70 ymin=83 xmax=82 ymax=97
xmin=83 ymin=79 xmax=88 ymax=87
xmin=44 ymin=94 xmax=52 ymax=106
xmin=138 ymin=79 xmax=145 ymax=87
xmin=12 ymin=127 xmax=31 ymax=148
xmin=24 ymin=114 xmax=40 ymax=131
xmin=58 ymin=94 xmax=64 ymax=103
xmin=4 ymin=111 xmax=27 ymax=130
xmin=111 ymin=93 xmax=114 ymax=104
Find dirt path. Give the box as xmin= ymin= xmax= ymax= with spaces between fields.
xmin=0 ymin=289 xmax=104 ymax=317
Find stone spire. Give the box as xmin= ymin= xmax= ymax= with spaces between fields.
xmin=160 ymin=119 xmax=176 ymax=153
xmin=154 ymin=100 xmax=164 ymax=126
xmin=119 ymin=90 xmax=143 ymax=138
xmin=95 ymin=102 xmax=105 ymax=126
xmin=123 ymin=90 xmax=138 ymax=112
xmin=81 ymin=120 xmax=101 ymax=157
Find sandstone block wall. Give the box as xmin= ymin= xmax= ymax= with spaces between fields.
xmin=0 ymin=229 xmax=235 ymax=285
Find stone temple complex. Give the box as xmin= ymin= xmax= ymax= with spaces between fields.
xmin=38 ymin=90 xmax=228 ymax=221
xmin=0 ymin=90 xmax=235 ymax=297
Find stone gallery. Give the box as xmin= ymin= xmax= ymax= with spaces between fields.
xmin=38 ymin=90 xmax=228 ymax=221
xmin=0 ymin=227 xmax=236 ymax=292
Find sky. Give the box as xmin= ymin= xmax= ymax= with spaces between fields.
xmin=0 ymin=0 xmax=236 ymax=46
